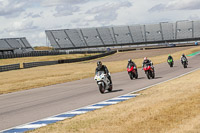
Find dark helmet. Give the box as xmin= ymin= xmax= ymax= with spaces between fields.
xmin=128 ymin=59 xmax=132 ymax=62
xmin=97 ymin=61 xmax=102 ymax=68
xmin=182 ymin=53 xmax=185 ymax=56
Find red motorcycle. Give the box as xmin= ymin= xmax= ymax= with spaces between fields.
xmin=127 ymin=65 xmax=138 ymax=80
xmin=143 ymin=63 xmax=155 ymax=79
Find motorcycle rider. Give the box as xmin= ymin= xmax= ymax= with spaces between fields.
xmin=95 ymin=61 xmax=112 ymax=85
xmin=180 ymin=54 xmax=188 ymax=65
xmin=142 ymin=57 xmax=154 ymax=70
xmin=127 ymin=59 xmax=137 ymax=72
xmin=167 ymin=54 xmax=173 ymax=63
xmin=167 ymin=54 xmax=173 ymax=61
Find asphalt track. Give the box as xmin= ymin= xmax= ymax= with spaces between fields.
xmin=0 ymin=54 xmax=200 ymax=131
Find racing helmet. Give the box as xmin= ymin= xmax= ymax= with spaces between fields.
xmin=97 ymin=61 xmax=102 ymax=68
xmin=128 ymin=59 xmax=132 ymax=62
xmin=144 ymin=57 xmax=147 ymax=61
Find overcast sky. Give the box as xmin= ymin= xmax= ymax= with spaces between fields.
xmin=0 ymin=0 xmax=200 ymax=46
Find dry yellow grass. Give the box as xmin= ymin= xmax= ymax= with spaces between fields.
xmin=0 ymin=46 xmax=200 ymax=95
xmin=28 ymin=69 xmax=200 ymax=133
xmin=34 ymin=46 xmax=53 ymax=50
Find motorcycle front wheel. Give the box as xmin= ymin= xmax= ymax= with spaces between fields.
xmin=98 ymin=84 xmax=105 ymax=94
xmin=184 ymin=63 xmax=187 ymax=68
xmin=135 ymin=71 xmax=138 ymax=79
xmin=170 ymin=62 xmax=173 ymax=67
xmin=152 ymin=71 xmax=155 ymax=79
xmin=128 ymin=72 xmax=133 ymax=80
xmin=108 ymin=85 xmax=113 ymax=92
xmin=146 ymin=71 xmax=150 ymax=79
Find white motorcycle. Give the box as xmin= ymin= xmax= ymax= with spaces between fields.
xmin=94 ymin=71 xmax=113 ymax=94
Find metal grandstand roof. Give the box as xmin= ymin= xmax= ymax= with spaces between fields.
xmin=46 ymin=20 xmax=200 ymax=50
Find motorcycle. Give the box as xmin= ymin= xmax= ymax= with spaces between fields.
xmin=182 ymin=58 xmax=188 ymax=68
xmin=94 ymin=71 xmax=112 ymax=94
xmin=143 ymin=63 xmax=155 ymax=79
xmin=167 ymin=59 xmax=173 ymax=67
xmin=127 ymin=65 xmax=138 ymax=80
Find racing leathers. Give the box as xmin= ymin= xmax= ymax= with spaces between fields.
xmin=95 ymin=65 xmax=112 ymax=85
xmin=127 ymin=61 xmax=137 ymax=72
xmin=181 ymin=55 xmax=188 ymax=65
xmin=142 ymin=59 xmax=154 ymax=70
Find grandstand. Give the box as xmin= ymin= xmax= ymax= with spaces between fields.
xmin=0 ymin=37 xmax=33 ymax=55
xmin=46 ymin=20 xmax=200 ymax=50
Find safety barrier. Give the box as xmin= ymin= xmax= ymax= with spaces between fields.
xmin=0 ymin=64 xmax=20 ymax=72
xmin=0 ymin=51 xmax=66 ymax=59
xmin=23 ymin=61 xmax=58 ymax=69
xmin=58 ymin=51 xmax=117 ymax=63
xmin=1 ymin=51 xmax=116 ymax=71
xmin=23 ymin=51 xmax=116 ymax=69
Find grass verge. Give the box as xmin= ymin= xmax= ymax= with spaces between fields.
xmin=28 ymin=69 xmax=200 ymax=133
xmin=0 ymin=46 xmax=200 ymax=94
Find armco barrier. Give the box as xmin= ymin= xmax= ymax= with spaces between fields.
xmin=0 ymin=64 xmax=20 ymax=72
xmin=0 ymin=51 xmax=66 ymax=59
xmin=58 ymin=51 xmax=117 ymax=63
xmin=23 ymin=61 xmax=58 ymax=69
xmin=22 ymin=51 xmax=116 ymax=69
xmin=68 ymin=51 xmax=105 ymax=54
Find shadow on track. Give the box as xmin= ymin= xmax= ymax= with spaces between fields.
xmin=154 ymin=77 xmax=162 ymax=79
xmin=136 ymin=77 xmax=145 ymax=80
xmin=105 ymin=89 xmax=123 ymax=94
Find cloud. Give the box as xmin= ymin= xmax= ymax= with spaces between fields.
xmin=54 ymin=5 xmax=80 ymax=17
xmin=0 ymin=0 xmax=26 ymax=17
xmin=41 ymin=0 xmax=92 ymax=17
xmin=86 ymin=1 xmax=132 ymax=23
xmin=149 ymin=0 xmax=200 ymax=12
xmin=25 ymin=12 xmax=43 ymax=18
xmin=6 ymin=20 xmax=38 ymax=32
xmin=41 ymin=0 xmax=91 ymax=7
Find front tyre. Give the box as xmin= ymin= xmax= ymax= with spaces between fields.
xmin=108 ymin=85 xmax=113 ymax=92
xmin=98 ymin=84 xmax=105 ymax=94
xmin=146 ymin=71 xmax=150 ymax=79
xmin=128 ymin=72 xmax=133 ymax=80
xmin=183 ymin=62 xmax=187 ymax=68
xmin=135 ymin=71 xmax=138 ymax=79
xmin=152 ymin=71 xmax=155 ymax=79
xmin=170 ymin=62 xmax=173 ymax=67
